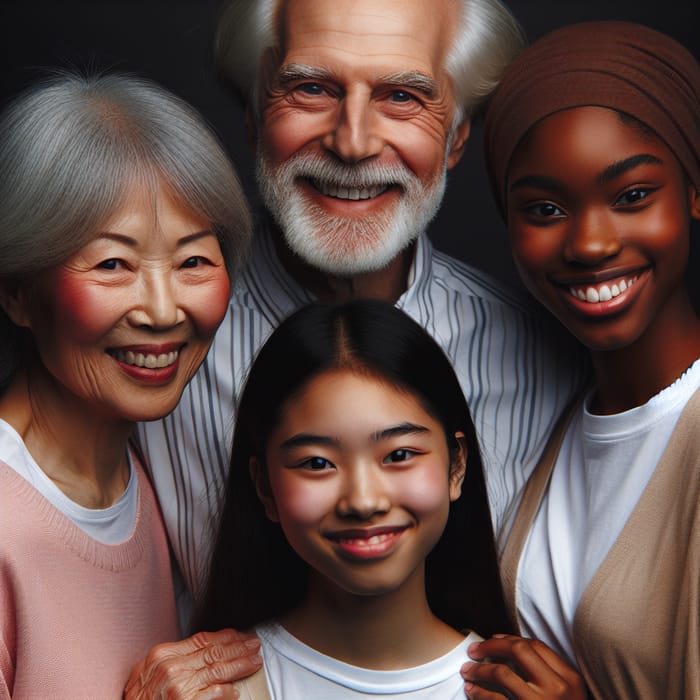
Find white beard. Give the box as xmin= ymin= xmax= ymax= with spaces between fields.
xmin=256 ymin=151 xmax=447 ymax=276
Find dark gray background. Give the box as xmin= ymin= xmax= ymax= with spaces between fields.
xmin=2 ymin=1 xmax=698 ymax=303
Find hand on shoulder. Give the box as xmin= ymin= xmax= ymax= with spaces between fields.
xmin=124 ymin=629 xmax=262 ymax=700
xmin=461 ymin=634 xmax=588 ymax=699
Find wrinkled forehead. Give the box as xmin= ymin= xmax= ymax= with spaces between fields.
xmin=278 ymin=0 xmax=456 ymax=77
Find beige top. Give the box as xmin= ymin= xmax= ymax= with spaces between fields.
xmin=501 ymin=389 xmax=700 ymax=699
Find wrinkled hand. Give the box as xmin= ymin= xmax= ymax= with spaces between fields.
xmin=461 ymin=634 xmax=587 ymax=700
xmin=124 ymin=629 xmax=262 ymax=700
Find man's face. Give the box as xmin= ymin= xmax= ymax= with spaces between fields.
xmin=256 ymin=0 xmax=469 ymax=276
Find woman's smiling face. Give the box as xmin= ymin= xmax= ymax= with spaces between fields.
xmin=258 ymin=368 xmax=465 ymax=599
xmin=10 ymin=183 xmax=230 ymax=422
xmin=506 ymin=106 xmax=700 ymax=352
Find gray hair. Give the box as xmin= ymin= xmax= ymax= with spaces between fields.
xmin=214 ymin=0 xmax=526 ymax=122
xmin=0 ymin=70 xmax=252 ymax=386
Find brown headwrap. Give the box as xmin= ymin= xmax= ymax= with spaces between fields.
xmin=484 ymin=21 xmax=700 ymax=217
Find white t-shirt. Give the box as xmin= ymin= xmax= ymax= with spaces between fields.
xmin=256 ymin=621 xmax=480 ymax=699
xmin=516 ymin=359 xmax=700 ymax=667
xmin=0 ymin=418 xmax=137 ymax=544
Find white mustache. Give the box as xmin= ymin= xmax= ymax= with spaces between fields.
xmin=278 ymin=153 xmax=416 ymax=191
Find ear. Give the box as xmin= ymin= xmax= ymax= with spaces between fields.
xmin=249 ymin=456 xmax=279 ymax=522
xmin=689 ymin=184 xmax=700 ymax=221
xmin=0 ymin=280 xmax=31 ymax=329
xmin=446 ymin=118 xmax=471 ymax=170
xmin=448 ymin=431 xmax=468 ymax=502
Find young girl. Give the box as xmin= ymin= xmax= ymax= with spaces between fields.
xmin=196 ymin=299 xmax=585 ymax=699
xmin=472 ymin=21 xmax=700 ymax=699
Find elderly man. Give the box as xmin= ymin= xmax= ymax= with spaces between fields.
xmin=127 ymin=0 xmax=584 ymax=696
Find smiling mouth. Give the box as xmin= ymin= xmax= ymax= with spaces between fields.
xmin=108 ymin=349 xmax=179 ymax=369
xmin=335 ymin=532 xmax=399 ymax=548
xmin=312 ymin=180 xmax=389 ymax=201
xmin=568 ymin=274 xmax=640 ymax=303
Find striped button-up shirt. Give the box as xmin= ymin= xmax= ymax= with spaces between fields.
xmin=136 ymin=227 xmax=584 ymax=597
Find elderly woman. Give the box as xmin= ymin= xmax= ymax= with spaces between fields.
xmin=0 ymin=71 xmax=253 ymax=699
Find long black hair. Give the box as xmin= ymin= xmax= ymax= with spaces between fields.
xmin=196 ymin=299 xmax=513 ymax=636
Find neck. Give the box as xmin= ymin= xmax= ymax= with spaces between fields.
xmin=270 ymin=222 xmax=414 ymax=304
xmin=0 ymin=362 xmax=133 ymax=508
xmin=279 ymin=565 xmax=463 ymax=669
xmin=589 ymin=293 xmax=700 ymax=414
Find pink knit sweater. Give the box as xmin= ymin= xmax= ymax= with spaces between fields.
xmin=0 ymin=459 xmax=178 ymax=699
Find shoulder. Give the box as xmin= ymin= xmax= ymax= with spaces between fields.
xmin=229 ymin=667 xmax=271 ymax=700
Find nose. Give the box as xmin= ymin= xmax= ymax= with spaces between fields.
xmin=127 ymin=269 xmax=184 ymax=329
xmin=336 ymin=463 xmax=391 ymax=520
xmin=564 ymin=209 xmax=622 ymax=264
xmin=322 ymin=90 xmax=384 ymax=163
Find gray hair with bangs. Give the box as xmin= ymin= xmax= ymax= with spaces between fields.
xmin=213 ymin=0 xmax=526 ymax=124
xmin=0 ymin=70 xmax=252 ymax=386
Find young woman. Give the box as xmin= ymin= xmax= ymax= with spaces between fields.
xmin=195 ymin=299 xmax=585 ymax=699
xmin=473 ymin=21 xmax=700 ymax=698
xmin=0 ymin=71 xmax=254 ymax=698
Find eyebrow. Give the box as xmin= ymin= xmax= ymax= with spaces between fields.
xmin=278 ymin=63 xmax=334 ymax=86
xmin=597 ymin=154 xmax=663 ymax=183
xmin=372 ymin=422 xmax=430 ymax=442
xmin=509 ymin=153 xmax=666 ymax=197
xmin=378 ymin=71 xmax=438 ymax=98
xmin=509 ymin=174 xmax=565 ymax=196
xmin=278 ymin=64 xmax=438 ymax=99
xmin=95 ymin=230 xmax=215 ymax=247
xmin=280 ymin=422 xmax=429 ymax=450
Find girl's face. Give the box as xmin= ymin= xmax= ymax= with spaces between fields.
xmin=257 ymin=369 xmax=466 ymax=598
xmin=506 ymin=106 xmax=700 ymax=352
xmin=8 ymin=183 xmax=230 ymax=422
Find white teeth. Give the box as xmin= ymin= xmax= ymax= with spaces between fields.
xmin=340 ymin=533 xmax=391 ymax=546
xmin=112 ymin=349 xmax=178 ymax=368
xmin=316 ymin=181 xmax=387 ymax=200
xmin=569 ymin=276 xmax=638 ymax=304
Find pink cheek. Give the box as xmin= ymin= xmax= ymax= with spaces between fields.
xmin=273 ymin=477 xmax=331 ymax=528
xmin=51 ymin=275 xmax=119 ymax=343
xmin=262 ymin=112 xmax=323 ymax=163
xmin=191 ymin=273 xmax=231 ymax=336
xmin=395 ymin=472 xmax=450 ymax=515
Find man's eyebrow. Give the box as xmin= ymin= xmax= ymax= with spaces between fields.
xmin=598 ymin=154 xmax=663 ymax=184
xmin=379 ymin=71 xmax=438 ymax=98
xmin=278 ymin=63 xmax=333 ymax=85
xmin=277 ymin=65 xmax=438 ymax=99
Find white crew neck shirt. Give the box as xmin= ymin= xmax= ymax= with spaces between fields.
xmin=256 ymin=620 xmax=481 ymax=698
